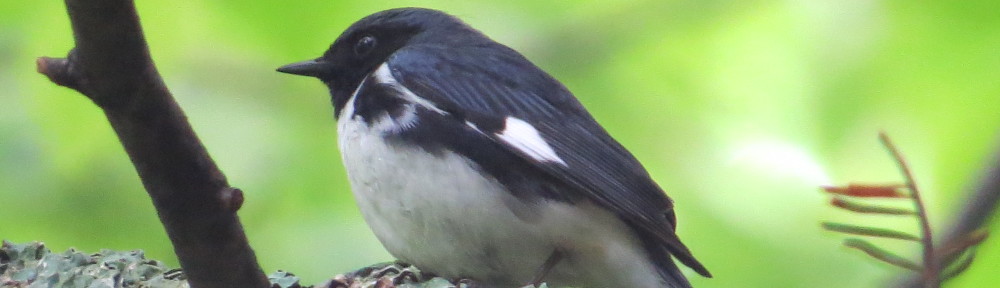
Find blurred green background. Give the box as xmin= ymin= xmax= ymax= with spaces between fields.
xmin=2 ymin=1 xmax=998 ymax=287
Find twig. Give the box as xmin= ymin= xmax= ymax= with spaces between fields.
xmin=36 ymin=0 xmax=269 ymax=287
xmin=879 ymin=132 xmax=938 ymax=288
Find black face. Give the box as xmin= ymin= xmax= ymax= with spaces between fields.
xmin=277 ymin=8 xmax=484 ymax=117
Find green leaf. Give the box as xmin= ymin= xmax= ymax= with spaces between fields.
xmin=941 ymin=247 xmax=977 ymax=280
xmin=843 ymin=238 xmax=922 ymax=271
xmin=822 ymin=222 xmax=921 ymax=241
xmin=829 ymin=197 xmax=915 ymax=215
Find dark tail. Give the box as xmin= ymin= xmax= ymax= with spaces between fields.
xmin=643 ymin=237 xmax=696 ymax=288
xmin=632 ymin=217 xmax=712 ymax=287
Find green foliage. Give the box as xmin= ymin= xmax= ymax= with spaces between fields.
xmin=822 ymin=222 xmax=921 ymax=241
xmin=1 ymin=1 xmax=999 ymax=287
xmin=842 ymin=238 xmax=923 ymax=271
xmin=821 ymin=135 xmax=990 ymax=287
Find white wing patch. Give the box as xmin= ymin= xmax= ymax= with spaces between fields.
xmin=369 ymin=63 xmax=566 ymax=167
xmin=495 ymin=117 xmax=567 ymax=166
xmin=374 ymin=63 xmax=446 ymax=115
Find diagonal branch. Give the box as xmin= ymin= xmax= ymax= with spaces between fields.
xmin=940 ymin=144 xmax=1000 ymax=250
xmin=36 ymin=0 xmax=269 ymax=287
xmin=895 ymin=136 xmax=1000 ymax=288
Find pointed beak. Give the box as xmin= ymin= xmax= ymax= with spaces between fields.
xmin=276 ymin=59 xmax=332 ymax=78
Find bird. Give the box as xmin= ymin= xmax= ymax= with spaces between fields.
xmin=277 ymin=7 xmax=711 ymax=288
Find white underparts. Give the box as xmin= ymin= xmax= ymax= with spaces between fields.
xmin=495 ymin=117 xmax=567 ymax=166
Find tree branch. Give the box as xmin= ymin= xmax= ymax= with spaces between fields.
xmin=36 ymin=0 xmax=269 ymax=287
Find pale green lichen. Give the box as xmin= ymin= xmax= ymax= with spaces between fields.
xmin=317 ymin=262 xmax=546 ymax=288
xmin=1 ymin=240 xmax=513 ymax=288
xmin=318 ymin=262 xmax=461 ymax=288
xmin=0 ymin=240 xmax=187 ymax=288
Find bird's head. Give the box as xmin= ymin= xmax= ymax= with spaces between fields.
xmin=277 ymin=8 xmax=487 ymax=113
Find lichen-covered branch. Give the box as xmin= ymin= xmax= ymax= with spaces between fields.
xmin=1 ymin=241 xmax=472 ymax=288
xmin=35 ymin=0 xmax=268 ymax=287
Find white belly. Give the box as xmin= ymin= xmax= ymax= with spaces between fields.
xmin=338 ymin=114 xmax=554 ymax=284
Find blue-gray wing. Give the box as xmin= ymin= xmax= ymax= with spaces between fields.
xmin=385 ymin=44 xmax=709 ymax=277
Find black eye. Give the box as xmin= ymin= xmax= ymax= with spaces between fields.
xmin=354 ymin=35 xmax=377 ymax=56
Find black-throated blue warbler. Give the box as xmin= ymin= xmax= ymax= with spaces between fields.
xmin=277 ymin=7 xmax=711 ymax=288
